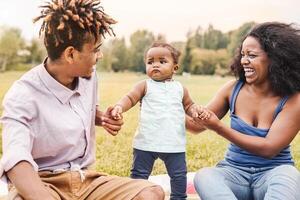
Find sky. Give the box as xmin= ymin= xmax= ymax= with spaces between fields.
xmin=0 ymin=0 xmax=300 ymax=42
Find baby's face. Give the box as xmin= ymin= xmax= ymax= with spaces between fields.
xmin=145 ymin=47 xmax=177 ymax=81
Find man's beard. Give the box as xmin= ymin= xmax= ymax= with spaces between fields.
xmin=82 ymin=76 xmax=92 ymax=80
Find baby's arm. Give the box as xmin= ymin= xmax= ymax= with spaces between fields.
xmin=111 ymin=80 xmax=146 ymax=119
xmin=182 ymin=87 xmax=210 ymax=119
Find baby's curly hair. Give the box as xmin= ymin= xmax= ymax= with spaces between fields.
xmin=145 ymin=42 xmax=181 ymax=64
xmin=230 ymin=22 xmax=300 ymax=96
xmin=33 ymin=0 xmax=117 ymax=60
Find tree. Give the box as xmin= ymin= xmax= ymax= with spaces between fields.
xmin=128 ymin=30 xmax=154 ymax=72
xmin=227 ymin=22 xmax=255 ymax=56
xmin=190 ymin=48 xmax=230 ymax=75
xmin=110 ymin=38 xmax=128 ymax=72
xmin=26 ymin=38 xmax=46 ymax=65
xmin=203 ymin=24 xmax=228 ymax=50
xmin=0 ymin=26 xmax=25 ymax=71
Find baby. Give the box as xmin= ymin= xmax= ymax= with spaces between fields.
xmin=111 ymin=42 xmax=209 ymax=199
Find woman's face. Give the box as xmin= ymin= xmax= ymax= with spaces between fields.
xmin=241 ymin=36 xmax=270 ymax=84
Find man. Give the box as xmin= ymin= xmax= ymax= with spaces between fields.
xmin=0 ymin=0 xmax=164 ymax=199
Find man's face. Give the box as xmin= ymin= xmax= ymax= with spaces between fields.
xmin=72 ymin=38 xmax=103 ymax=79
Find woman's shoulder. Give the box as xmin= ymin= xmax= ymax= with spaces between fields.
xmin=217 ymin=79 xmax=240 ymax=97
xmin=286 ymin=92 xmax=300 ymax=109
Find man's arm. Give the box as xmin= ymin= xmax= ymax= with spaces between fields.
xmin=7 ymin=161 xmax=54 ymax=200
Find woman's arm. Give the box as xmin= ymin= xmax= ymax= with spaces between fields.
xmin=198 ymin=81 xmax=300 ymax=158
xmin=184 ymin=81 xmax=233 ymax=133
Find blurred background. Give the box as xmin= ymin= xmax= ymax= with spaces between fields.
xmin=0 ymin=0 xmax=299 ymax=74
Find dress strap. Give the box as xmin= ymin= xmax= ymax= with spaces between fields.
xmin=272 ymin=96 xmax=289 ymax=121
xmin=229 ymin=80 xmax=244 ymax=114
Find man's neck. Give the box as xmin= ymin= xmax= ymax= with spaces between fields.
xmin=45 ymin=58 xmax=76 ymax=90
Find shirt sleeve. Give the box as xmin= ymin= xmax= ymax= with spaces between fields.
xmin=0 ymin=85 xmax=38 ymax=175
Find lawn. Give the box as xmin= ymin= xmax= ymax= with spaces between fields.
xmin=0 ymin=71 xmax=299 ymax=176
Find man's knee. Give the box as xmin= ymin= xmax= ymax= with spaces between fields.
xmin=133 ymin=185 xmax=165 ymax=200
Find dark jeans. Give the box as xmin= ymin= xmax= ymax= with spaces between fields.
xmin=131 ymin=148 xmax=187 ymax=200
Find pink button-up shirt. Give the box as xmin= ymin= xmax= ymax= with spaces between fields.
xmin=0 ymin=62 xmax=98 ymax=174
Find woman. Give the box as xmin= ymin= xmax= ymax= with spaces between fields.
xmin=193 ymin=22 xmax=300 ymax=200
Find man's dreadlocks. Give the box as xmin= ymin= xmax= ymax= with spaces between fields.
xmin=33 ymin=0 xmax=117 ymax=60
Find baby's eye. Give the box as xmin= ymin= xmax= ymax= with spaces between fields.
xmin=160 ymin=60 xmax=167 ymax=64
xmin=147 ymin=61 xmax=153 ymax=65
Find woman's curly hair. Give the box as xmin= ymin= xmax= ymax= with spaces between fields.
xmin=230 ymin=22 xmax=300 ymax=96
xmin=33 ymin=0 xmax=117 ymax=60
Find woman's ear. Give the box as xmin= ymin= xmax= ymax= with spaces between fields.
xmin=63 ymin=46 xmax=75 ymax=64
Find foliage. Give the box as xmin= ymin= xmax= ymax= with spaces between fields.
xmin=25 ymin=38 xmax=46 ymax=65
xmin=1 ymin=72 xmax=300 ymax=176
xmin=202 ymin=24 xmax=229 ymax=50
xmin=110 ymin=38 xmax=128 ymax=72
xmin=0 ymin=26 xmax=25 ymax=72
xmin=227 ymin=22 xmax=256 ymax=57
xmin=128 ymin=30 xmax=155 ymax=72
xmin=190 ymin=48 xmax=230 ymax=75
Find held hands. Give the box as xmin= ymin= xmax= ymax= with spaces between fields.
xmin=96 ymin=106 xmax=123 ymax=136
xmin=192 ymin=107 xmax=220 ymax=130
xmin=190 ymin=104 xmax=211 ymax=120
xmin=111 ymin=104 xmax=123 ymax=120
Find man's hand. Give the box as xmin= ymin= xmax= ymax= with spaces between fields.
xmin=95 ymin=106 xmax=123 ymax=136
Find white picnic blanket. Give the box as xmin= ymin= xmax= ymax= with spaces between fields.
xmin=149 ymin=172 xmax=198 ymax=196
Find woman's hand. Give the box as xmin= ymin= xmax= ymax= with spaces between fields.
xmin=193 ymin=109 xmax=221 ymax=131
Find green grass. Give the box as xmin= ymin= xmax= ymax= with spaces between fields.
xmin=0 ymin=71 xmax=299 ymax=176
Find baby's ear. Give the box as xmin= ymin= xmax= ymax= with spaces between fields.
xmin=174 ymin=65 xmax=179 ymax=73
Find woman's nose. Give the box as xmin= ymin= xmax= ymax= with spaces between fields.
xmin=241 ymin=56 xmax=250 ymax=65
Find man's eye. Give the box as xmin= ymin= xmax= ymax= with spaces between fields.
xmin=249 ymin=54 xmax=256 ymax=59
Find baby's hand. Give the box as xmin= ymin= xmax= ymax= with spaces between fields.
xmin=111 ymin=105 xmax=123 ymax=120
xmin=197 ymin=106 xmax=211 ymax=120
xmin=191 ymin=104 xmax=210 ymax=120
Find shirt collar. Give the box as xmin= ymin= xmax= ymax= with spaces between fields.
xmin=38 ymin=58 xmax=84 ymax=104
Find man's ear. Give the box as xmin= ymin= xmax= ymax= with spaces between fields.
xmin=63 ymin=46 xmax=75 ymax=64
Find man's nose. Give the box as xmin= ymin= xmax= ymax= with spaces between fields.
xmin=97 ymin=51 xmax=103 ymax=60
